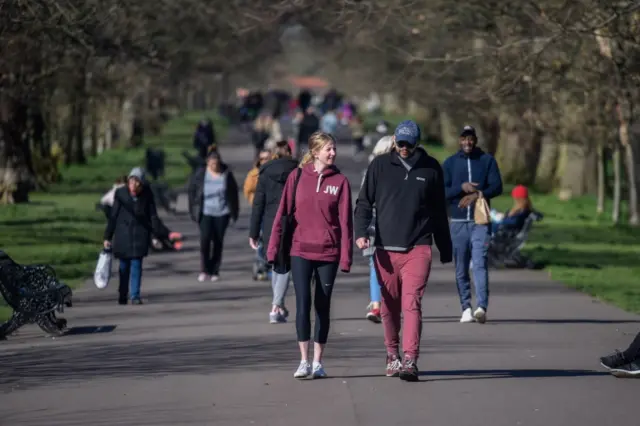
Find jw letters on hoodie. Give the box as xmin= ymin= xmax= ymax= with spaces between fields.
xmin=324 ymin=185 xmax=339 ymax=195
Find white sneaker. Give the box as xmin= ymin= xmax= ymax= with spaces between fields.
xmin=210 ymin=275 xmax=219 ymax=282
xmin=294 ymin=361 xmax=311 ymax=379
xmin=474 ymin=307 xmax=487 ymax=324
xmin=312 ymin=362 xmax=327 ymax=379
xmin=460 ymin=308 xmax=475 ymax=323
xmin=197 ymin=273 xmax=208 ymax=282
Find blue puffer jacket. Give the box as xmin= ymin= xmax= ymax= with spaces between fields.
xmin=443 ymin=148 xmax=503 ymax=221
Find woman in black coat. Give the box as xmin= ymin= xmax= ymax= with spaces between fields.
xmin=188 ymin=150 xmax=240 ymax=282
xmin=103 ymin=167 xmax=167 ymax=305
xmin=249 ymin=141 xmax=298 ymax=323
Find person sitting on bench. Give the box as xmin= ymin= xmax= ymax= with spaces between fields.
xmin=490 ymin=185 xmax=533 ymax=235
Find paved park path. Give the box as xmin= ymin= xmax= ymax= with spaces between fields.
xmin=0 ymin=129 xmax=637 ymax=426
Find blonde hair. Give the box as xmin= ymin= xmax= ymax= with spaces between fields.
xmin=509 ymin=197 xmax=533 ymax=216
xmin=299 ymin=131 xmax=336 ymax=168
xmin=369 ymin=135 xmax=395 ymax=163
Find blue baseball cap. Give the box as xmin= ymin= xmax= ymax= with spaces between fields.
xmin=394 ymin=120 xmax=421 ymax=145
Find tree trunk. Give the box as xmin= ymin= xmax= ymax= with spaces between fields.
xmin=477 ymin=112 xmax=499 ymax=155
xmin=617 ymin=107 xmax=639 ymax=225
xmin=89 ymin=99 xmax=98 ymax=157
xmin=73 ymin=95 xmax=87 ymax=164
xmin=219 ymin=72 xmax=230 ymax=105
xmin=439 ymin=111 xmax=459 ymax=152
xmin=496 ymin=111 xmax=543 ymax=186
xmin=0 ymin=96 xmax=33 ymax=204
xmin=623 ymin=143 xmax=639 ymax=225
xmin=596 ymin=143 xmax=606 ymax=215
xmin=186 ymin=87 xmax=195 ymax=111
xmin=534 ymin=134 xmax=559 ymax=192
xmin=612 ymin=142 xmax=622 ymax=224
xmin=555 ymin=142 xmax=598 ymax=200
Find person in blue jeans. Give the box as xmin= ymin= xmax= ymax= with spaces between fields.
xmin=104 ymin=167 xmax=168 ymax=305
xmin=360 ymin=135 xmax=395 ymax=323
xmin=443 ymin=126 xmax=503 ymax=324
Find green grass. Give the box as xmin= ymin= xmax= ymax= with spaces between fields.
xmin=0 ymin=111 xmax=227 ymax=320
xmin=491 ymin=193 xmax=640 ymax=313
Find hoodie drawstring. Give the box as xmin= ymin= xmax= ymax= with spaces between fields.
xmin=316 ymin=173 xmax=323 ymax=192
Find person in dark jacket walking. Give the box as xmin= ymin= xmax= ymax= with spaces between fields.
xmin=104 ymin=167 xmax=168 ymax=305
xmin=193 ymin=118 xmax=216 ymax=159
xmin=354 ymin=120 xmax=452 ymax=382
xmin=188 ymin=150 xmax=239 ymax=282
xmin=443 ymin=125 xmax=503 ymax=324
xmin=295 ymin=107 xmax=320 ymax=157
xmin=267 ymin=131 xmax=353 ymax=379
xmin=249 ymin=141 xmax=298 ymax=324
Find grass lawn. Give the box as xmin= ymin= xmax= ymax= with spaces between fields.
xmin=0 ymin=111 xmax=225 ymax=320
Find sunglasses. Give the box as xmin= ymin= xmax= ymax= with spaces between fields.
xmin=395 ymin=140 xmax=415 ymax=149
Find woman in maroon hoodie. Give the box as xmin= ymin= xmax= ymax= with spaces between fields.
xmin=267 ymin=131 xmax=353 ymax=379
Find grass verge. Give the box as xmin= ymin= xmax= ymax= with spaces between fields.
xmin=0 ymin=111 xmax=226 ymax=320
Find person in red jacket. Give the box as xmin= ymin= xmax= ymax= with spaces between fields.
xmin=267 ymin=131 xmax=353 ymax=379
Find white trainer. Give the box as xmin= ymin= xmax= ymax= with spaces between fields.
xmin=312 ymin=362 xmax=327 ymax=379
xmin=293 ymin=361 xmax=311 ymax=379
xmin=460 ymin=308 xmax=475 ymax=323
xmin=474 ymin=307 xmax=487 ymax=324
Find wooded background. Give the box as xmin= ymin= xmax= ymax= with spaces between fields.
xmin=2 ymin=0 xmax=639 ymax=224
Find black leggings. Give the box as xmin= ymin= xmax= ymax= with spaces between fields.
xmin=623 ymin=331 xmax=640 ymax=361
xmin=291 ymin=256 xmax=339 ymax=344
xmin=199 ymin=214 xmax=230 ymax=275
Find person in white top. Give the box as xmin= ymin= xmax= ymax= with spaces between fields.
xmin=98 ymin=176 xmax=127 ymax=219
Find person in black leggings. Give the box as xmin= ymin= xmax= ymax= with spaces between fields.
xmin=291 ymin=259 xmax=339 ymax=345
xmin=267 ymin=131 xmax=353 ymax=379
xmin=600 ymin=331 xmax=640 ymax=377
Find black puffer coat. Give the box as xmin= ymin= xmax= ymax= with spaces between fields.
xmin=249 ymin=157 xmax=298 ymax=247
xmin=104 ymin=185 xmax=167 ymax=259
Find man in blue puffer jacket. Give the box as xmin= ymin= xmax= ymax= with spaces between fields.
xmin=443 ymin=125 xmax=503 ymax=324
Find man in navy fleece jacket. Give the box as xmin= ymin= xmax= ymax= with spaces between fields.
xmin=443 ymin=125 xmax=503 ymax=324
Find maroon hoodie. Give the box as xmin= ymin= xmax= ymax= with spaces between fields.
xmin=267 ymin=162 xmax=353 ymax=272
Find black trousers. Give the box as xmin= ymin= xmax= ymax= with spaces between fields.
xmin=291 ymin=256 xmax=339 ymax=344
xmin=199 ymin=214 xmax=230 ymax=275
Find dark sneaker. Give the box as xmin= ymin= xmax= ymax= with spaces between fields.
xmin=280 ymin=306 xmax=290 ymax=319
xmin=399 ymin=356 xmax=419 ymax=382
xmin=118 ymin=299 xmax=127 ymax=305
xmin=610 ymin=360 xmax=640 ymax=378
xmin=131 ymin=298 xmax=143 ymax=305
xmin=385 ymin=353 xmax=402 ymax=377
xmin=600 ymin=350 xmax=627 ymax=370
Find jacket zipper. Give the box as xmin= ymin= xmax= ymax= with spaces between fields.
xmin=466 ymin=157 xmax=472 ymax=220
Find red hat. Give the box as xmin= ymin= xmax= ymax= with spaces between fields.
xmin=511 ymin=185 xmax=528 ymax=199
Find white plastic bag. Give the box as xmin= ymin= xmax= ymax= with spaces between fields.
xmin=94 ymin=249 xmax=112 ymax=289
